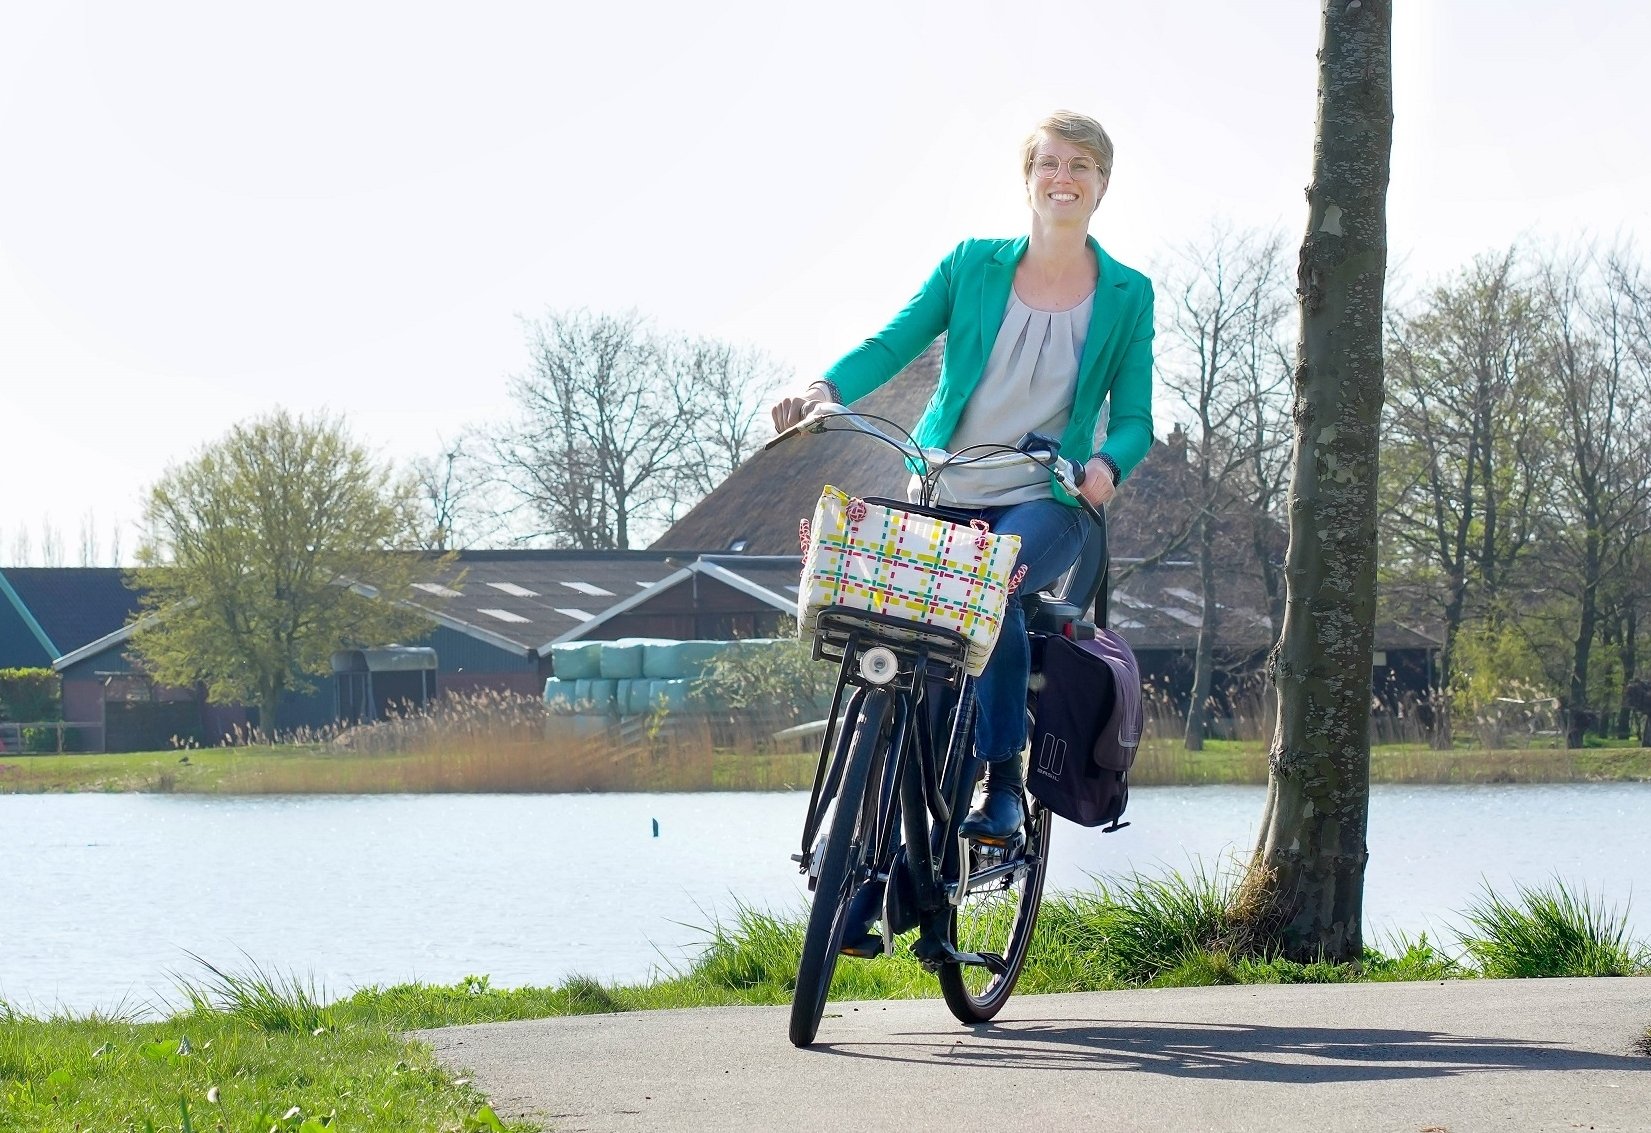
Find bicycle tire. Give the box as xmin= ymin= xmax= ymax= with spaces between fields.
xmin=789 ymin=689 xmax=889 ymax=1047
xmin=937 ymin=797 xmax=1051 ymax=1023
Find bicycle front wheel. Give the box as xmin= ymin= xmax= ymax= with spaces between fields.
xmin=789 ymin=689 xmax=889 ymax=1048
xmin=938 ymin=797 xmax=1051 ymax=1023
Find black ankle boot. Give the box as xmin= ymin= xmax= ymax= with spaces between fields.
xmin=959 ymin=755 xmax=1025 ymax=842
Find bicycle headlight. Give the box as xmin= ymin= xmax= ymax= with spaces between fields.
xmin=858 ymin=646 xmax=898 ymax=686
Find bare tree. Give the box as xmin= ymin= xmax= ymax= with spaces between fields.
xmin=39 ymin=520 xmax=63 ymax=567
xmin=1157 ymin=227 xmax=1293 ymax=749
xmin=77 ymin=510 xmax=101 ymax=567
xmin=1233 ymin=0 xmax=1392 ymax=963
xmin=669 ymin=337 xmax=787 ymax=509
xmin=409 ymin=434 xmax=506 ymax=551
xmin=493 ymin=310 xmax=783 ymax=549
xmin=494 ymin=310 xmax=675 ymax=549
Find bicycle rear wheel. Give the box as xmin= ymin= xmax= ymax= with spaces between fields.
xmin=789 ymin=689 xmax=889 ymax=1047
xmin=938 ymin=796 xmax=1051 ymax=1023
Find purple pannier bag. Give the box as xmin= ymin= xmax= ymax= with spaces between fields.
xmin=1026 ymin=629 xmax=1143 ymax=829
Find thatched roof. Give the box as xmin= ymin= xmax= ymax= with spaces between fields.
xmin=652 ymin=346 xmax=943 ymax=555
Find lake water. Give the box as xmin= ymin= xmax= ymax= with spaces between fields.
xmin=2 ymin=784 xmax=1648 ymax=1015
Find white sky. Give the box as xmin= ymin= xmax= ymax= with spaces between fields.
xmin=3 ymin=1 xmax=1648 ymax=561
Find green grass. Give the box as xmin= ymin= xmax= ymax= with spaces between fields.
xmin=0 ymin=745 xmax=333 ymax=793
xmin=0 ymin=994 xmax=521 ymax=1133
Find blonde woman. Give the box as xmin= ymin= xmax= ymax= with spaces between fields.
xmin=773 ymin=110 xmax=1155 ymax=841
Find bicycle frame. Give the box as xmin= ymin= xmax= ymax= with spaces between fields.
xmin=779 ymin=403 xmax=1106 ymax=1040
xmin=795 ymin=609 xmax=971 ymax=888
xmin=795 ymin=603 xmax=1031 ymax=969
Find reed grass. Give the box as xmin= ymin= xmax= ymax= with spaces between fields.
xmin=1 ymin=685 xmax=1645 ymax=795
xmin=172 ymin=951 xmax=334 ymax=1033
xmin=1454 ymin=878 xmax=1651 ymax=978
xmin=8 ymin=726 xmax=1646 ymax=798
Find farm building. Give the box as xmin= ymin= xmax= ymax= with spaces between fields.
xmin=650 ymin=346 xmax=1440 ymax=712
xmin=6 ymin=343 xmax=1439 ymax=748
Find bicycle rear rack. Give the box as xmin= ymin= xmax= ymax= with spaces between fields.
xmin=809 ymin=606 xmax=972 ymax=687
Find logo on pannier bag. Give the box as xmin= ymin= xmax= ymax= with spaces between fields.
xmin=1036 ymin=734 xmax=1067 ymax=778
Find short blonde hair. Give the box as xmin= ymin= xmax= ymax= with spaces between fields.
xmin=1021 ymin=111 xmax=1114 ymax=179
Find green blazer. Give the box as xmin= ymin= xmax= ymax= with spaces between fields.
xmin=822 ymin=235 xmax=1156 ymax=503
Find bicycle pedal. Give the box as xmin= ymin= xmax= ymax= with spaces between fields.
xmin=968 ymin=831 xmax=1025 ymax=854
xmin=909 ymin=935 xmax=1007 ymax=974
xmin=839 ymin=934 xmax=883 ymax=958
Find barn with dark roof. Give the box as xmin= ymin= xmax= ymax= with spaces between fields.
xmin=0 ymin=568 xmax=143 ymax=671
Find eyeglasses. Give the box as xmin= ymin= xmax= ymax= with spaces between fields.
xmin=1031 ymin=153 xmax=1103 ymax=179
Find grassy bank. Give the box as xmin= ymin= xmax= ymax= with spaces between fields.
xmin=0 ymin=743 xmax=822 ymax=795
xmin=5 ymin=874 xmax=1646 ymax=1131
xmin=3 ymin=735 xmax=1649 ymax=795
xmin=1132 ymin=736 xmax=1651 ymax=786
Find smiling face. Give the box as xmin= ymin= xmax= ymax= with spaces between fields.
xmin=1026 ymin=130 xmax=1109 ymax=222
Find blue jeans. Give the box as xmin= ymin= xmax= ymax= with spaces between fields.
xmin=969 ymin=499 xmax=1088 ymax=762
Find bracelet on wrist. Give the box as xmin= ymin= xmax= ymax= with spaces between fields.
xmin=808 ymin=379 xmax=843 ymax=404
xmin=1095 ymin=453 xmax=1122 ymax=487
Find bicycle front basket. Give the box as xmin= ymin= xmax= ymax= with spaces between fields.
xmin=797 ymin=486 xmax=1021 ymax=677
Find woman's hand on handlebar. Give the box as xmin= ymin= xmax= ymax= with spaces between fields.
xmin=1078 ymin=457 xmax=1117 ymax=508
xmin=770 ymin=381 xmax=837 ymax=433
xmin=770 ymin=394 xmax=821 ymax=433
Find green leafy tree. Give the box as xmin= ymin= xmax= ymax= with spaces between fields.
xmin=1533 ymin=251 xmax=1651 ymax=747
xmin=1379 ymin=250 xmax=1547 ymax=747
xmin=129 ymin=410 xmax=434 ymax=735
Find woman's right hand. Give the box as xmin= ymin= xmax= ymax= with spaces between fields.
xmin=770 ymin=382 xmax=837 ymax=432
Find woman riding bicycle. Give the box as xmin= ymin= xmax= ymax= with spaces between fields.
xmin=771 ymin=109 xmax=1156 ymax=843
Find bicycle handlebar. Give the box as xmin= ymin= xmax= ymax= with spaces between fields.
xmin=765 ymin=404 xmax=1105 ymax=524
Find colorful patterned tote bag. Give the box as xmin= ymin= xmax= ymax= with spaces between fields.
xmin=797 ymin=486 xmax=1023 ymax=676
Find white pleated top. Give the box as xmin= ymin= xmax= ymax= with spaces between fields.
xmin=918 ymin=289 xmax=1100 ymax=508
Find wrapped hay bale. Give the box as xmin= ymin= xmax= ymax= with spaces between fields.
xmin=549 ymin=641 xmax=604 ymax=681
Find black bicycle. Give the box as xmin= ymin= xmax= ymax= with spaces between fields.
xmin=768 ymin=406 xmax=1111 ymax=1047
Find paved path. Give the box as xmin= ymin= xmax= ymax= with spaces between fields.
xmin=418 ymin=977 xmax=1651 ymax=1132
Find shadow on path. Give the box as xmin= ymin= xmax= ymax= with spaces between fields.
xmin=818 ymin=1018 xmax=1651 ymax=1084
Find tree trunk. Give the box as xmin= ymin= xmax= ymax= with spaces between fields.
xmin=259 ymin=690 xmax=282 ymax=742
xmin=1618 ymin=609 xmax=1637 ymax=740
xmin=1233 ymin=0 xmax=1391 ymax=964
xmin=257 ymin=675 xmax=288 ymax=742
xmin=1567 ymin=536 xmax=1599 ymax=749
xmin=1185 ymin=513 xmax=1218 ymax=750
xmin=1431 ymin=574 xmax=1467 ymax=749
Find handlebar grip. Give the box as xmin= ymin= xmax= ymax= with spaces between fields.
xmin=763 ymin=423 xmax=803 ymax=451
xmin=1069 ymin=459 xmax=1086 ymax=488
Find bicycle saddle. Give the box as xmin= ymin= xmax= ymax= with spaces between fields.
xmin=1023 ymin=506 xmax=1110 ymax=635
